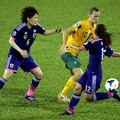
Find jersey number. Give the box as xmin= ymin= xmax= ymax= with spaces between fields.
xmin=82 ymin=32 xmax=88 ymax=38
xmin=101 ymin=47 xmax=106 ymax=61
xmin=26 ymin=39 xmax=30 ymax=45
xmin=85 ymin=85 xmax=91 ymax=93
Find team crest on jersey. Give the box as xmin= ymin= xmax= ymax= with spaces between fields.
xmin=74 ymin=61 xmax=77 ymax=65
xmin=75 ymin=22 xmax=81 ymax=28
xmin=23 ymin=32 xmax=28 ymax=40
xmin=12 ymin=31 xmax=17 ymax=36
xmin=10 ymin=64 xmax=14 ymax=68
xmin=33 ymin=29 xmax=37 ymax=39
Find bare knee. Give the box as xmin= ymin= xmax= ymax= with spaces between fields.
xmin=84 ymin=93 xmax=92 ymax=101
xmin=31 ymin=67 xmax=43 ymax=80
xmin=74 ymin=84 xmax=83 ymax=95
xmin=35 ymin=72 xmax=43 ymax=80
xmin=71 ymin=68 xmax=83 ymax=82
xmin=3 ymin=70 xmax=13 ymax=80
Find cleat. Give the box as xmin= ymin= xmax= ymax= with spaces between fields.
xmin=113 ymin=91 xmax=120 ymax=102
xmin=110 ymin=90 xmax=120 ymax=102
xmin=58 ymin=93 xmax=70 ymax=103
xmin=24 ymin=94 xmax=38 ymax=102
xmin=60 ymin=110 xmax=74 ymax=115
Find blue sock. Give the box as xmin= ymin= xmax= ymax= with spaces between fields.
xmin=68 ymin=93 xmax=80 ymax=111
xmin=26 ymin=77 xmax=40 ymax=96
xmin=0 ymin=78 xmax=7 ymax=89
xmin=31 ymin=77 xmax=40 ymax=87
xmin=92 ymin=92 xmax=109 ymax=101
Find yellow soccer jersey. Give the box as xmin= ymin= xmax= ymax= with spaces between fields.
xmin=66 ymin=19 xmax=96 ymax=56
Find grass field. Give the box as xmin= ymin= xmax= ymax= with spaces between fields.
xmin=0 ymin=0 xmax=120 ymax=120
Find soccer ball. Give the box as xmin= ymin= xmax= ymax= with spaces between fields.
xmin=105 ymin=78 xmax=119 ymax=91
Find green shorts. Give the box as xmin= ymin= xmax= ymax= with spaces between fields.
xmin=61 ymin=52 xmax=81 ymax=69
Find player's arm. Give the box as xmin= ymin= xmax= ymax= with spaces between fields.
xmin=112 ymin=52 xmax=120 ymax=57
xmin=9 ymin=37 xmax=29 ymax=58
xmin=66 ymin=45 xmax=85 ymax=51
xmin=59 ymin=26 xmax=75 ymax=54
xmin=66 ymin=39 xmax=91 ymax=52
xmin=43 ymin=27 xmax=62 ymax=35
xmin=63 ymin=26 xmax=74 ymax=45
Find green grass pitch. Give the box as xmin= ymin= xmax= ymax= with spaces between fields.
xmin=0 ymin=0 xmax=120 ymax=120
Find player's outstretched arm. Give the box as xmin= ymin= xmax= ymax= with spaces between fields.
xmin=112 ymin=52 xmax=120 ymax=57
xmin=43 ymin=26 xmax=62 ymax=35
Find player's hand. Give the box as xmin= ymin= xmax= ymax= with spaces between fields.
xmin=19 ymin=50 xmax=30 ymax=58
xmin=55 ymin=26 xmax=63 ymax=33
xmin=59 ymin=44 xmax=66 ymax=55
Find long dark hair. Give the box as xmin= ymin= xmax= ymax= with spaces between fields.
xmin=21 ymin=6 xmax=38 ymax=23
xmin=95 ymin=24 xmax=112 ymax=46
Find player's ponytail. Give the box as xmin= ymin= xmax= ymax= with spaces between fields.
xmin=95 ymin=24 xmax=112 ymax=46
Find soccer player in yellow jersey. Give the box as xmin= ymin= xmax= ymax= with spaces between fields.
xmin=58 ymin=7 xmax=100 ymax=103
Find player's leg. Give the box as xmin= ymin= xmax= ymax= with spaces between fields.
xmin=24 ymin=67 xmax=43 ymax=102
xmin=58 ymin=68 xmax=83 ymax=103
xmin=61 ymin=83 xmax=83 ymax=115
xmin=84 ymin=91 xmax=120 ymax=101
xmin=61 ymin=72 xmax=87 ymax=115
xmin=0 ymin=70 xmax=14 ymax=89
xmin=58 ymin=52 xmax=83 ymax=103
xmin=22 ymin=57 xmax=43 ymax=102
xmin=29 ymin=66 xmax=43 ymax=96
xmin=62 ymin=68 xmax=83 ymax=94
xmin=0 ymin=54 xmax=18 ymax=90
xmin=83 ymin=73 xmax=111 ymax=101
xmin=84 ymin=73 xmax=120 ymax=102
xmin=84 ymin=89 xmax=120 ymax=101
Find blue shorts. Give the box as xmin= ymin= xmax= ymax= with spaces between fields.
xmin=5 ymin=54 xmax=38 ymax=72
xmin=77 ymin=70 xmax=102 ymax=94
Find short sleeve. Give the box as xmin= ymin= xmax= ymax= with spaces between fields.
xmin=72 ymin=21 xmax=81 ymax=32
xmin=11 ymin=28 xmax=19 ymax=40
xmin=83 ymin=41 xmax=92 ymax=50
xmin=36 ymin=24 xmax=45 ymax=34
xmin=104 ymin=47 xmax=114 ymax=57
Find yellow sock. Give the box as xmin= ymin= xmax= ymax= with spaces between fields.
xmin=61 ymin=78 xmax=76 ymax=95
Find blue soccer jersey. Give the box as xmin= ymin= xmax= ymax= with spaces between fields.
xmin=9 ymin=23 xmax=45 ymax=60
xmin=77 ymin=38 xmax=114 ymax=94
xmin=83 ymin=38 xmax=114 ymax=72
xmin=5 ymin=23 xmax=46 ymax=72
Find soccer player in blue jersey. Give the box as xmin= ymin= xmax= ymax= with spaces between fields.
xmin=61 ymin=24 xmax=120 ymax=115
xmin=0 ymin=6 xmax=62 ymax=102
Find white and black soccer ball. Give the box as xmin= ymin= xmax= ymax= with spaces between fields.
xmin=105 ymin=78 xmax=119 ymax=91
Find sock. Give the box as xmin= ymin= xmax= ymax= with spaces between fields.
xmin=67 ymin=93 xmax=80 ymax=114
xmin=92 ymin=92 xmax=113 ymax=101
xmin=26 ymin=77 xmax=40 ymax=96
xmin=61 ymin=78 xmax=76 ymax=95
xmin=0 ymin=78 xmax=7 ymax=89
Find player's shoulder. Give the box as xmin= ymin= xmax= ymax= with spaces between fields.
xmin=90 ymin=38 xmax=102 ymax=44
xmin=15 ymin=23 xmax=27 ymax=31
xmin=34 ymin=23 xmax=45 ymax=29
xmin=74 ymin=19 xmax=88 ymax=28
xmin=80 ymin=19 xmax=89 ymax=24
xmin=74 ymin=19 xmax=87 ymax=24
xmin=78 ymin=19 xmax=90 ymax=28
xmin=36 ymin=23 xmax=43 ymax=28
